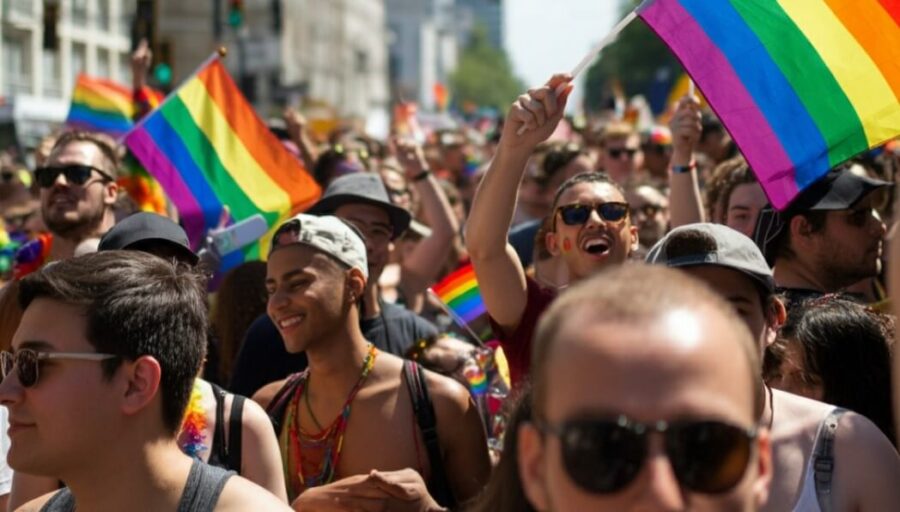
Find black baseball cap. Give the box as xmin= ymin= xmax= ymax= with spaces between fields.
xmin=307 ymin=173 xmax=411 ymax=239
xmin=99 ymin=212 xmax=199 ymax=265
xmin=752 ymin=168 xmax=892 ymax=265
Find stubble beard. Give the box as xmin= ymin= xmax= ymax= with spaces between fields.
xmin=42 ymin=202 xmax=107 ymax=242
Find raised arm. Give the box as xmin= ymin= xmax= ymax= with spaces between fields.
xmin=284 ymin=108 xmax=319 ymax=172
xmin=393 ymin=137 xmax=460 ymax=292
xmin=464 ymin=74 xmax=573 ymax=335
xmin=667 ymin=96 xmax=705 ymax=227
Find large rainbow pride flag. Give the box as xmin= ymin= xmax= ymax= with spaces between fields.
xmin=123 ymin=54 xmax=321 ymax=259
xmin=65 ymin=74 xmax=135 ymax=136
xmin=639 ymin=0 xmax=900 ymax=209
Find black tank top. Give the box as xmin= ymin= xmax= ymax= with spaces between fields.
xmin=205 ymin=383 xmax=245 ymax=472
xmin=39 ymin=459 xmax=235 ymax=512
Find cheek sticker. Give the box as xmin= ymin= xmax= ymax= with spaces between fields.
xmin=562 ymin=238 xmax=573 ymax=253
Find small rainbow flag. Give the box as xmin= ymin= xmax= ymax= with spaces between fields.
xmin=430 ymin=263 xmax=493 ymax=341
xmin=639 ymin=0 xmax=900 ymax=210
xmin=65 ymin=74 xmax=135 ymax=136
xmin=123 ymin=54 xmax=321 ymax=259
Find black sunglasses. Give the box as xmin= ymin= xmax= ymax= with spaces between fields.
xmin=538 ymin=416 xmax=757 ymax=494
xmin=632 ymin=203 xmax=665 ymax=218
xmin=607 ymin=148 xmax=638 ymax=159
xmin=34 ymin=164 xmax=113 ymax=188
xmin=1 ymin=349 xmax=118 ymax=388
xmin=557 ymin=202 xmax=629 ymax=226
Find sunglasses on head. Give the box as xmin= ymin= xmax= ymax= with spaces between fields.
xmin=1 ymin=348 xmax=118 ymax=388
xmin=607 ymin=148 xmax=638 ymax=160
xmin=34 ymin=164 xmax=113 ymax=188
xmin=556 ymin=202 xmax=629 ymax=226
xmin=537 ymin=416 xmax=757 ymax=494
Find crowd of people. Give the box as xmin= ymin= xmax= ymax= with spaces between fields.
xmin=0 ymin=50 xmax=897 ymax=512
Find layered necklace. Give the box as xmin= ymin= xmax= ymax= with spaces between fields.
xmin=281 ymin=343 xmax=378 ymax=499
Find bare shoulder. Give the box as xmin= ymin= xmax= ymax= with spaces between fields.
xmin=833 ymin=410 xmax=900 ymax=510
xmin=215 ymin=475 xmax=291 ymax=511
xmin=13 ymin=491 xmax=55 ymax=512
xmin=252 ymin=379 xmax=288 ymax=410
xmin=241 ymin=395 xmax=276 ymax=431
xmin=421 ymin=366 xmax=477 ymax=420
xmin=834 ymin=410 xmax=898 ymax=462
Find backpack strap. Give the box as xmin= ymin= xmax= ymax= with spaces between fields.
xmin=814 ymin=407 xmax=847 ymax=512
xmin=226 ymin=393 xmax=245 ymax=472
xmin=266 ymin=372 xmax=307 ymax=434
xmin=403 ymin=360 xmax=456 ymax=509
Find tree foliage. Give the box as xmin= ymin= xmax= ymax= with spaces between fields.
xmin=450 ymin=24 xmax=525 ymax=112
xmin=583 ymin=0 xmax=682 ymax=113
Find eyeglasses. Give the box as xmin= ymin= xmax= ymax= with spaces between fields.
xmin=557 ymin=202 xmax=629 ymax=226
xmin=34 ymin=164 xmax=113 ymax=188
xmin=537 ymin=416 xmax=757 ymax=494
xmin=0 ymin=348 xmax=118 ymax=388
xmin=607 ymin=148 xmax=638 ymax=160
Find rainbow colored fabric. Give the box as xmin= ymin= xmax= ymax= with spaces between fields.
xmin=65 ymin=74 xmax=135 ymax=136
xmin=639 ymin=0 xmax=900 ymax=209
xmin=431 ymin=263 xmax=493 ymax=340
xmin=124 ymin=56 xmax=321 ymax=259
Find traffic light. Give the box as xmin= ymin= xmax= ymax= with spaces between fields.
xmin=228 ymin=0 xmax=244 ymax=28
xmin=152 ymin=41 xmax=173 ymax=89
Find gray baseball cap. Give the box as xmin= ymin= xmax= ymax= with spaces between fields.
xmin=270 ymin=213 xmax=368 ymax=279
xmin=646 ymin=223 xmax=774 ymax=293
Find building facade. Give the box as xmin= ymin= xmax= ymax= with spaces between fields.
xmin=385 ymin=0 xmax=458 ymax=110
xmin=0 ymin=0 xmax=135 ymax=148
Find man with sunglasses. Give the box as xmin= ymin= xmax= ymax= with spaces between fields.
xmin=648 ymin=223 xmax=900 ymax=511
xmin=466 ymin=74 xmax=638 ymax=387
xmin=12 ymin=131 xmax=119 ymax=280
xmin=518 ymin=264 xmax=773 ymax=511
xmin=597 ymin=121 xmax=643 ymax=185
xmin=0 ymin=251 xmax=289 ymax=511
xmin=625 ymin=182 xmax=669 ymax=254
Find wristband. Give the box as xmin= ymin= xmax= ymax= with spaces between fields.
xmin=412 ymin=170 xmax=432 ymax=182
xmin=671 ymin=162 xmax=696 ymax=174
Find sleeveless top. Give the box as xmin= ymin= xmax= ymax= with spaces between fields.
xmin=40 ymin=459 xmax=235 ymax=512
xmin=205 ymin=382 xmax=245 ymax=472
xmin=792 ymin=407 xmax=846 ymax=512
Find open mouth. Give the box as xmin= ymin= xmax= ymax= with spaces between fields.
xmin=581 ymin=237 xmax=611 ymax=256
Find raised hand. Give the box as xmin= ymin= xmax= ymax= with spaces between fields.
xmin=500 ymin=74 xmax=574 ymax=152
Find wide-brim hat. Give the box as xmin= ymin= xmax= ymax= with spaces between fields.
xmin=307 ymin=173 xmax=411 ymax=239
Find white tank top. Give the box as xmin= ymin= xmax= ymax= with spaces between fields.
xmin=792 ymin=406 xmax=845 ymax=512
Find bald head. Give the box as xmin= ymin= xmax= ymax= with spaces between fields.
xmin=532 ymin=264 xmax=763 ymax=421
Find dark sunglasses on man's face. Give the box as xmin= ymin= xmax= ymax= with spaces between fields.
xmin=1 ymin=348 xmax=118 ymax=388
xmin=607 ymin=148 xmax=638 ymax=160
xmin=538 ymin=416 xmax=757 ymax=494
xmin=557 ymin=202 xmax=629 ymax=226
xmin=34 ymin=164 xmax=113 ymax=188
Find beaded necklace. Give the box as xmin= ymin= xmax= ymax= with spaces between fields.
xmin=178 ymin=379 xmax=208 ymax=459
xmin=280 ymin=343 xmax=378 ymax=499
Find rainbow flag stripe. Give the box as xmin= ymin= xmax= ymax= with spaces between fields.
xmin=431 ymin=263 xmax=487 ymax=324
xmin=65 ymin=74 xmax=135 ymax=136
xmin=639 ymin=0 xmax=900 ymax=209
xmin=124 ymin=56 xmax=321 ymax=258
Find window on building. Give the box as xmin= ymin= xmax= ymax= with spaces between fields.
xmin=97 ymin=49 xmax=111 ymax=79
xmin=3 ymin=34 xmax=32 ymax=95
xmin=119 ymin=52 xmax=132 ymax=83
xmin=98 ymin=0 xmax=112 ymax=31
xmin=72 ymin=43 xmax=87 ymax=82
xmin=43 ymin=49 xmax=62 ymax=97
xmin=71 ymin=0 xmax=89 ymax=27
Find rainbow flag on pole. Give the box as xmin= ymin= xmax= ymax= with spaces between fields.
xmin=65 ymin=74 xmax=135 ymax=136
xmin=123 ymin=53 xmax=321 ymax=259
xmin=430 ymin=263 xmax=493 ymax=341
xmin=639 ymin=0 xmax=900 ymax=209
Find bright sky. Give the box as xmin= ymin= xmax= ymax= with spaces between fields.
xmin=505 ymin=0 xmax=619 ymax=112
